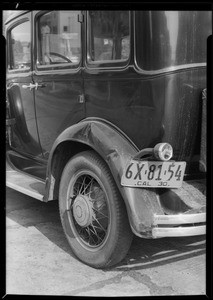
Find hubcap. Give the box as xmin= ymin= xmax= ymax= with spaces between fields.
xmin=73 ymin=195 xmax=93 ymax=227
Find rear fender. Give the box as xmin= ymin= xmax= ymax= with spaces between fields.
xmin=45 ymin=119 xmax=164 ymax=236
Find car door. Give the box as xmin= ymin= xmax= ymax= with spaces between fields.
xmin=33 ymin=10 xmax=85 ymax=159
xmin=6 ymin=12 xmax=42 ymax=157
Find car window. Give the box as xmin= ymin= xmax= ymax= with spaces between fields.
xmin=36 ymin=11 xmax=81 ymax=68
xmin=8 ymin=21 xmax=31 ymax=71
xmin=87 ymin=11 xmax=130 ymax=64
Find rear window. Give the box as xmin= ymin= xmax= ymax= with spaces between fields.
xmin=135 ymin=11 xmax=212 ymax=71
xmin=87 ymin=11 xmax=130 ymax=67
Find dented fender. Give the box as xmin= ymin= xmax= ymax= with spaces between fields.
xmin=45 ymin=118 xmax=164 ymax=237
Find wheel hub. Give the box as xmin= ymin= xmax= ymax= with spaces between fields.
xmin=72 ymin=195 xmax=93 ymax=227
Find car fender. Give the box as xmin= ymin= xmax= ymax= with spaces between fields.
xmin=45 ymin=118 xmax=164 ymax=237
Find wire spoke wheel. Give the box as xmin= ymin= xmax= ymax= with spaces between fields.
xmin=59 ymin=150 xmax=133 ymax=268
xmin=69 ymin=173 xmax=110 ymax=248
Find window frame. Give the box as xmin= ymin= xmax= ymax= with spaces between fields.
xmin=85 ymin=11 xmax=131 ymax=70
xmin=34 ymin=10 xmax=82 ymax=72
xmin=7 ymin=16 xmax=32 ymax=74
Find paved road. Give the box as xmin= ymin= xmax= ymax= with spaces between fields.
xmin=6 ymin=187 xmax=206 ymax=296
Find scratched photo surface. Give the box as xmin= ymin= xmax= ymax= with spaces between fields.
xmin=5 ymin=8 xmax=210 ymax=296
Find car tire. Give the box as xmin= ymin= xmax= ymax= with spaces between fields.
xmin=59 ymin=150 xmax=133 ymax=268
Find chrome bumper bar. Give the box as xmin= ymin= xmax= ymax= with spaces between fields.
xmin=152 ymin=212 xmax=206 ymax=238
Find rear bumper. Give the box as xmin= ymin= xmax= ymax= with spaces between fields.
xmin=122 ymin=176 xmax=206 ymax=239
xmin=152 ymin=212 xmax=206 ymax=238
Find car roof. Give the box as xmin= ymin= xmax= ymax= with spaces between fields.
xmin=5 ymin=10 xmax=30 ymax=25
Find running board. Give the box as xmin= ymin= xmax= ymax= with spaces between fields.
xmin=6 ymin=163 xmax=45 ymax=201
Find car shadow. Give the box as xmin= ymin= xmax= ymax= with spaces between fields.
xmin=105 ymin=235 xmax=205 ymax=272
xmin=6 ymin=188 xmax=206 ymax=271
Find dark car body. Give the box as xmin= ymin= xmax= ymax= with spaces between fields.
xmin=6 ymin=10 xmax=210 ymax=251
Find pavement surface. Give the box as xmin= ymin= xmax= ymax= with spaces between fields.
xmin=6 ymin=187 xmax=206 ymax=296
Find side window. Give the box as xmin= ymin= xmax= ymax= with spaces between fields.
xmin=36 ymin=11 xmax=81 ymax=68
xmin=8 ymin=21 xmax=31 ymax=71
xmin=87 ymin=11 xmax=130 ymax=64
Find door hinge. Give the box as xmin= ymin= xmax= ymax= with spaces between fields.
xmin=78 ymin=13 xmax=84 ymax=23
xmin=78 ymin=94 xmax=85 ymax=103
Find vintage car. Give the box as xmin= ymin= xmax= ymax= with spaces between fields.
xmin=6 ymin=10 xmax=211 ymax=268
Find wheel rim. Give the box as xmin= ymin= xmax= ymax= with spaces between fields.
xmin=67 ymin=171 xmax=110 ymax=250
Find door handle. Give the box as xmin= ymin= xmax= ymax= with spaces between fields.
xmin=22 ymin=83 xmax=37 ymax=90
xmin=22 ymin=82 xmax=46 ymax=90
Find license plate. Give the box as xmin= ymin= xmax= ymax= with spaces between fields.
xmin=121 ymin=160 xmax=186 ymax=188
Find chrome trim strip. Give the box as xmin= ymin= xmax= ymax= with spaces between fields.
xmin=153 ymin=213 xmax=206 ymax=225
xmin=152 ymin=225 xmax=206 ymax=238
